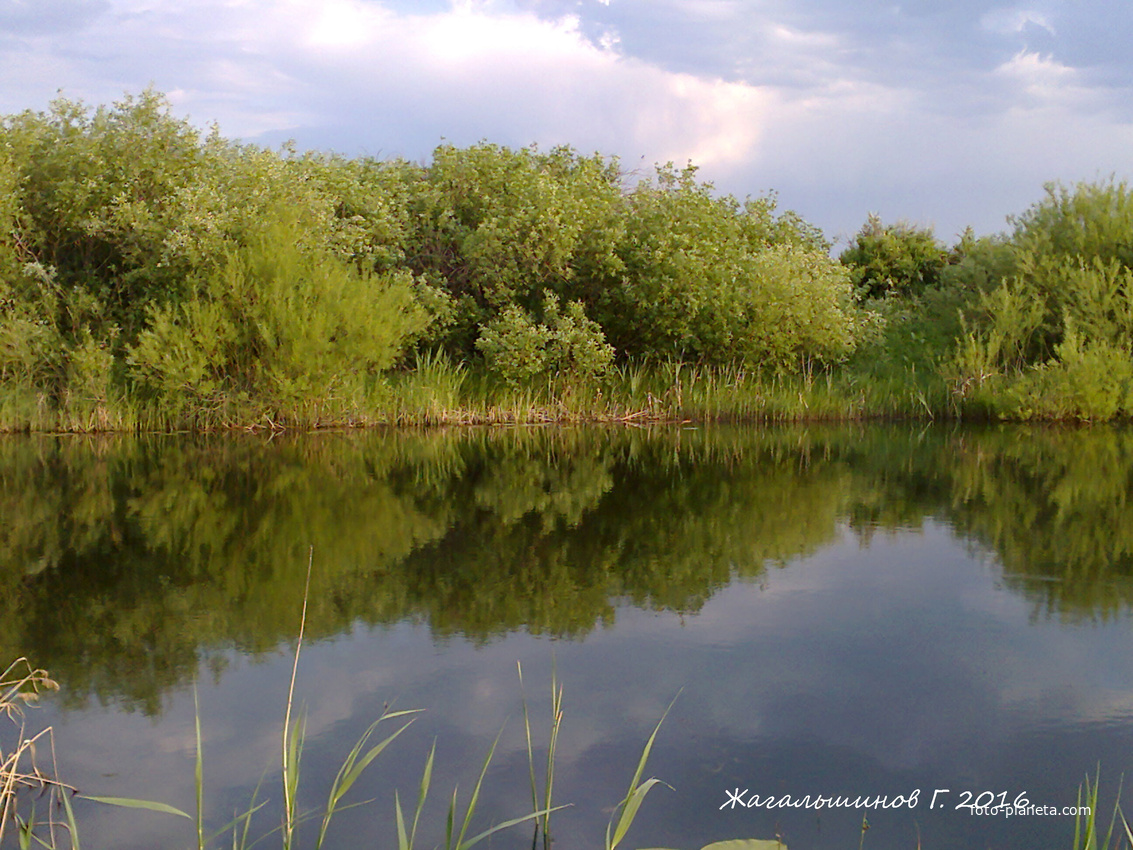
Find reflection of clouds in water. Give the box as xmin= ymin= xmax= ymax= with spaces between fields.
xmin=41 ymin=521 xmax=1133 ymax=849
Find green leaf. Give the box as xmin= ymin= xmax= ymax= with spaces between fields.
xmin=395 ymin=792 xmax=409 ymax=850
xmin=610 ymin=779 xmax=668 ymax=849
xmin=458 ymin=805 xmax=570 ymax=850
xmin=83 ymin=795 xmax=192 ymax=819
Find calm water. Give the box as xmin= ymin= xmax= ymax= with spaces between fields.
xmin=4 ymin=424 xmax=1133 ymax=849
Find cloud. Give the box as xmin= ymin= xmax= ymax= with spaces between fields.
xmin=0 ymin=0 xmax=776 ymax=173
xmin=2 ymin=0 xmax=1132 ymax=242
xmin=995 ymin=49 xmax=1077 ymax=99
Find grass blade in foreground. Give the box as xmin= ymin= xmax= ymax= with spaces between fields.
xmin=315 ymin=709 xmax=421 ymax=849
xmin=281 ymin=548 xmax=314 ymax=850
xmin=395 ymin=740 xmax=436 ymax=850
xmin=605 ymin=692 xmax=680 ymax=850
xmin=519 ymin=661 xmax=564 ymax=850
xmin=1073 ymin=767 xmax=1127 ymax=850
xmin=81 ymin=796 xmax=191 ymax=819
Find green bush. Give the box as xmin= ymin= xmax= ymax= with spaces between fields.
xmin=840 ymin=214 xmax=949 ymax=300
xmin=947 ymin=179 xmax=1133 ymax=420
xmin=476 ymin=293 xmax=614 ymax=386
xmin=402 ymin=143 xmax=625 ymax=350
xmin=598 ymin=165 xmax=857 ymax=368
xmin=1001 ymin=330 xmax=1133 ymax=421
xmin=128 ymin=212 xmax=427 ymax=418
xmin=1011 ymin=178 xmax=1133 ymax=269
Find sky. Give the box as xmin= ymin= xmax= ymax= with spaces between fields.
xmin=2 ymin=0 xmax=1132 ymax=247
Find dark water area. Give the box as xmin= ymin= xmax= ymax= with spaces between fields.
xmin=4 ymin=424 xmax=1133 ymax=849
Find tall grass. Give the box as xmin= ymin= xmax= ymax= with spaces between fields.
xmin=1 ymin=357 xmax=953 ymax=432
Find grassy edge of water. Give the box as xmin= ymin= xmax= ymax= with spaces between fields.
xmin=0 ymin=360 xmax=959 ymax=433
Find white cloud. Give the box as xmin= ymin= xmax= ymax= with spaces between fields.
xmin=996 ymin=48 xmax=1073 ymax=86
xmin=2 ymin=0 xmax=1132 ymax=242
xmin=993 ymin=49 xmax=1097 ymax=108
xmin=0 ymin=0 xmax=776 ymax=173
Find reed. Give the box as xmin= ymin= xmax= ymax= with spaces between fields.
xmin=1 ymin=357 xmax=958 ymax=432
xmin=520 ymin=660 xmax=563 ymax=850
xmin=0 ymin=658 xmax=66 ymax=848
xmin=1072 ymin=768 xmax=1132 ymax=850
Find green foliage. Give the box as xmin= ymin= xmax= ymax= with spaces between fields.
xmin=9 ymin=88 xmax=1133 ymax=424
xmin=840 ymin=214 xmax=949 ymax=300
xmin=474 ymin=304 xmax=553 ymax=385
xmin=948 ymin=179 xmax=1133 ymax=420
xmin=950 ymin=278 xmax=1046 ymax=381
xmin=1011 ymin=178 xmax=1133 ymax=269
xmin=605 ymin=696 xmax=676 ymax=850
xmin=1000 ymin=330 xmax=1133 ymax=421
xmin=128 ymin=211 xmax=427 ymax=420
xmin=402 ymin=143 xmax=625 ymax=345
xmin=600 ymin=165 xmax=856 ymax=368
xmin=396 ymin=149 xmax=852 ymax=373
xmin=939 ymin=230 xmax=1016 ymax=295
xmin=1 ymin=90 xmax=405 ymax=422
xmin=0 ymin=148 xmax=23 ymax=284
xmin=476 ymin=293 xmax=614 ymax=386
xmin=5 ymin=90 xmax=214 ymax=334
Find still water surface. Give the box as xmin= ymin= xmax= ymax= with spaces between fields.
xmin=4 ymin=424 xmax=1133 ymax=849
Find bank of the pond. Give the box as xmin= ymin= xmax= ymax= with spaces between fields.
xmin=0 ymin=363 xmax=952 ymax=432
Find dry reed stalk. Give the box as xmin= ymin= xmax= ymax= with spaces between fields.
xmin=0 ymin=657 xmax=70 ymax=846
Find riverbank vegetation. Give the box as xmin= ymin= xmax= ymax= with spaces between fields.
xmin=2 ymin=90 xmax=1133 ymax=429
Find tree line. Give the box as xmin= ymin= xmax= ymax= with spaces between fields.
xmin=2 ymin=90 xmax=1133 ymax=425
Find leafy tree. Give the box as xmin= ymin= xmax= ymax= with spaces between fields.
xmin=840 ymin=214 xmax=949 ymax=300
xmin=599 ymin=164 xmax=858 ymax=368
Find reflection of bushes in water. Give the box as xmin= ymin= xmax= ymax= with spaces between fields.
xmin=0 ymin=431 xmax=462 ymax=712
xmin=0 ymin=427 xmax=854 ymax=709
xmin=941 ymin=426 xmax=1133 ymax=622
xmin=835 ymin=424 xmax=1133 ymax=621
xmin=396 ymin=428 xmax=852 ymax=639
xmin=5 ymin=424 xmax=1133 ymax=710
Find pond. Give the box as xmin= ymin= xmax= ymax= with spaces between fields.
xmin=3 ymin=424 xmax=1133 ymax=849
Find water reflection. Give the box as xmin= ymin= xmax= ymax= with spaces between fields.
xmin=4 ymin=424 xmax=1133 ymax=848
xmin=3 ymin=425 xmax=1133 ymax=713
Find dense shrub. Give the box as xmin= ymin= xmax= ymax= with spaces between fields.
xmin=840 ymin=215 xmax=949 ymax=300
xmin=394 ymin=149 xmax=858 ymax=373
xmin=7 ymin=88 xmax=1133 ymax=424
xmin=949 ymin=180 xmax=1133 ymax=419
xmin=597 ymin=165 xmax=857 ymax=368
xmin=476 ymin=293 xmax=614 ymax=386
xmin=400 ymin=143 xmax=626 ymax=353
xmin=128 ymin=213 xmax=426 ymax=417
